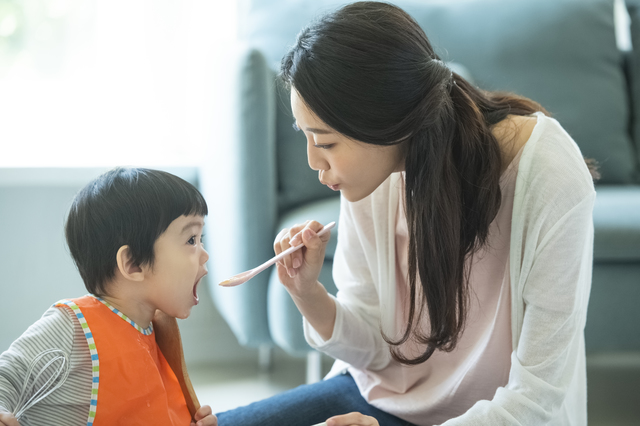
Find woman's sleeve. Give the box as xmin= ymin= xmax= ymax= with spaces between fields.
xmin=303 ymin=194 xmax=392 ymax=371
xmin=441 ymin=186 xmax=596 ymax=425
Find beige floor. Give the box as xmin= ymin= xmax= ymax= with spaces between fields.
xmin=190 ymin=356 xmax=310 ymax=414
xmin=189 ymin=352 xmax=640 ymax=425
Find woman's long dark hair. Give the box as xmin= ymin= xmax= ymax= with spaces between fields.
xmin=280 ymin=1 xmax=546 ymax=364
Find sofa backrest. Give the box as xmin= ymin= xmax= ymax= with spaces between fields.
xmin=240 ymin=0 xmax=638 ymax=212
xmin=624 ymin=0 xmax=640 ymax=181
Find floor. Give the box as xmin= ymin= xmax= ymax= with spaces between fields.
xmin=190 ymin=355 xmax=311 ymax=414
xmin=189 ymin=352 xmax=640 ymax=425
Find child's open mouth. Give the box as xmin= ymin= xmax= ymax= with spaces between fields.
xmin=193 ymin=282 xmax=199 ymax=304
xmin=192 ymin=271 xmax=207 ymax=305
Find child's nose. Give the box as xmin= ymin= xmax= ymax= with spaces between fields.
xmin=201 ymin=247 xmax=210 ymax=264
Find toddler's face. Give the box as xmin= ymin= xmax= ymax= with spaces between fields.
xmin=144 ymin=214 xmax=209 ymax=319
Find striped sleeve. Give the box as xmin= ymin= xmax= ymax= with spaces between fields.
xmin=0 ymin=306 xmax=92 ymax=426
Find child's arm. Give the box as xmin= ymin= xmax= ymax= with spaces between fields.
xmin=0 ymin=307 xmax=90 ymax=425
xmin=0 ymin=410 xmax=20 ymax=426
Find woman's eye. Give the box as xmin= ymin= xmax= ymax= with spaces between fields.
xmin=314 ymin=144 xmax=333 ymax=150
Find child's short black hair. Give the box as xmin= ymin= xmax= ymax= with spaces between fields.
xmin=65 ymin=167 xmax=208 ymax=296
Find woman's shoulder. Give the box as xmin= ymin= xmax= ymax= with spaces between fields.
xmin=514 ymin=113 xmax=596 ymax=223
xmin=520 ymin=113 xmax=595 ymax=194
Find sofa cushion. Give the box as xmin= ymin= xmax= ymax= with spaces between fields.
xmin=593 ymin=185 xmax=640 ymax=261
xmin=241 ymin=0 xmax=636 ymax=184
xmin=587 ymin=263 xmax=640 ymax=351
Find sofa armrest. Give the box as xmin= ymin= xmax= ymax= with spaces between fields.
xmin=200 ymin=44 xmax=277 ymax=346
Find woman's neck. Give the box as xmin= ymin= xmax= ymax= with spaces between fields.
xmin=492 ymin=114 xmax=538 ymax=172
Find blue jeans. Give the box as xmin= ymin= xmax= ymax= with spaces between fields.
xmin=216 ymin=372 xmax=416 ymax=426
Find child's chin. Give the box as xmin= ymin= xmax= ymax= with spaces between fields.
xmin=175 ymin=308 xmax=193 ymax=320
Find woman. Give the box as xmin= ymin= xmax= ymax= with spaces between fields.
xmin=216 ymin=2 xmax=596 ymax=425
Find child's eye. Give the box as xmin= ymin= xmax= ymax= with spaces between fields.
xmin=292 ymin=122 xmax=301 ymax=132
xmin=187 ymin=236 xmax=196 ymax=245
xmin=200 ymin=234 xmax=205 ymax=245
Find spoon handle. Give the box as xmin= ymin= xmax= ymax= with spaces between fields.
xmin=253 ymin=222 xmax=336 ymax=274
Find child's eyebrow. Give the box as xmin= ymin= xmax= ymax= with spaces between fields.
xmin=181 ymin=220 xmax=204 ymax=234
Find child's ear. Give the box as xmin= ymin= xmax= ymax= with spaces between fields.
xmin=116 ymin=245 xmax=144 ymax=281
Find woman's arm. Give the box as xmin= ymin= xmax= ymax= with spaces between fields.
xmin=300 ymin=191 xmax=394 ymax=371
xmin=274 ymin=220 xmax=338 ymax=341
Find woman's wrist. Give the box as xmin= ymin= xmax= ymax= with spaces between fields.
xmin=290 ymin=281 xmax=336 ymax=341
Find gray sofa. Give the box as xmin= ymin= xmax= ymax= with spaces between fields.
xmin=201 ymin=0 xmax=640 ymax=392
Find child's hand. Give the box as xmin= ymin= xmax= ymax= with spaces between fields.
xmin=190 ymin=405 xmax=217 ymax=426
xmin=0 ymin=411 xmax=20 ymax=426
xmin=326 ymin=412 xmax=379 ymax=426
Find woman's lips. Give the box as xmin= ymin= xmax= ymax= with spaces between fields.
xmin=320 ymin=176 xmax=340 ymax=191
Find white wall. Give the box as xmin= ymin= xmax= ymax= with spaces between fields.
xmin=0 ymin=167 xmax=257 ymax=366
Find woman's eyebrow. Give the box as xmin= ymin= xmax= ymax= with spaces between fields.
xmin=292 ymin=121 xmax=333 ymax=135
xmin=306 ymin=127 xmax=333 ymax=135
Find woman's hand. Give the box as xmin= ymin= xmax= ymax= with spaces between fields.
xmin=190 ymin=405 xmax=217 ymax=426
xmin=274 ymin=220 xmax=337 ymax=340
xmin=0 ymin=411 xmax=20 ymax=426
xmin=326 ymin=412 xmax=379 ymax=426
xmin=274 ymin=220 xmax=331 ymax=298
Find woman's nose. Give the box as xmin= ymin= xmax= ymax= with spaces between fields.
xmin=307 ymin=142 xmax=329 ymax=172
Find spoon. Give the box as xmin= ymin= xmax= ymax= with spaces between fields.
xmin=219 ymin=221 xmax=336 ymax=287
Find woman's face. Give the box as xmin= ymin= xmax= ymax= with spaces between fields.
xmin=291 ymin=89 xmax=405 ymax=202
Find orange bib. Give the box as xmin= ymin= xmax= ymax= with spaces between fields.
xmin=56 ymin=296 xmax=191 ymax=426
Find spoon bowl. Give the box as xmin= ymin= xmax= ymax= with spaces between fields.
xmin=219 ymin=222 xmax=336 ymax=287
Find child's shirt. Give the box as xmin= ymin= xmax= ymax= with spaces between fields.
xmin=0 ymin=295 xmax=190 ymax=426
xmin=0 ymin=306 xmax=92 ymax=426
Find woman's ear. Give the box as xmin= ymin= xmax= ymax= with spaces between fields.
xmin=116 ymin=245 xmax=144 ymax=281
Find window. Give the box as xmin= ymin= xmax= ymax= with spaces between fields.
xmin=0 ymin=0 xmax=237 ymax=167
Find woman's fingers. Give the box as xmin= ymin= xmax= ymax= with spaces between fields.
xmin=274 ymin=220 xmax=318 ymax=274
xmin=273 ymin=219 xmax=332 ymax=292
xmin=326 ymin=412 xmax=379 ymax=426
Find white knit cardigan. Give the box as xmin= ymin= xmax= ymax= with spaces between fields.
xmin=304 ymin=113 xmax=596 ymax=425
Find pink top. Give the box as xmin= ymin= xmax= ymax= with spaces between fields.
xmin=348 ymin=147 xmax=524 ymax=425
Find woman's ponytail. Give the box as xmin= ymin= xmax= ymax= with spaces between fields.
xmin=388 ymin=70 xmax=505 ymax=364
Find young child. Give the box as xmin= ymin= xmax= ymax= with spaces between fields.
xmin=0 ymin=167 xmax=217 ymax=426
